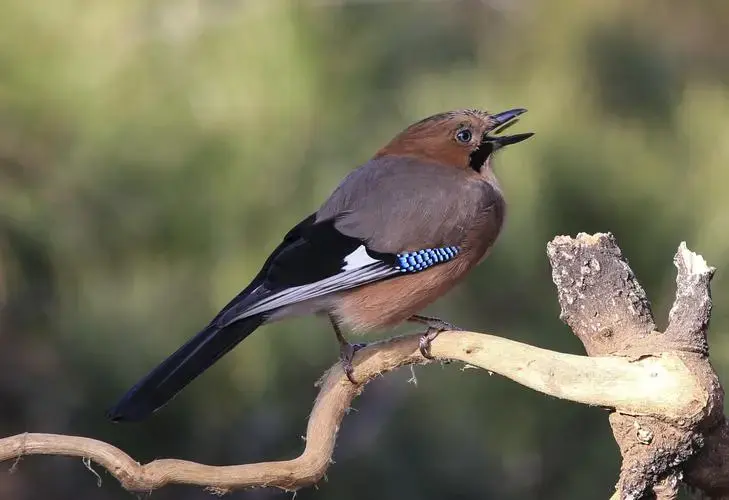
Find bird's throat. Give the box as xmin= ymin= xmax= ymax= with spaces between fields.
xmin=468 ymin=142 xmax=495 ymax=172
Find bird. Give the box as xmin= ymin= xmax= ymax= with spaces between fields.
xmin=106 ymin=107 xmax=533 ymax=422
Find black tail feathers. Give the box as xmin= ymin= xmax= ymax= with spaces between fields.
xmin=106 ymin=314 xmax=266 ymax=422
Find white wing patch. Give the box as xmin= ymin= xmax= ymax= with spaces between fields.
xmin=218 ymin=256 xmax=398 ymax=327
xmin=342 ymin=245 xmax=380 ymax=271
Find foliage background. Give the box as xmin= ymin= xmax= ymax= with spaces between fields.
xmin=2 ymin=1 xmax=729 ymax=498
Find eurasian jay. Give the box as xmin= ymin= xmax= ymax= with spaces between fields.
xmin=107 ymin=107 xmax=533 ymax=422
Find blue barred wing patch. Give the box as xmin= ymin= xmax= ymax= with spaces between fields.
xmin=395 ymin=246 xmax=460 ymax=273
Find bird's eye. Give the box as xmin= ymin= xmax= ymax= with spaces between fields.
xmin=455 ymin=129 xmax=472 ymax=143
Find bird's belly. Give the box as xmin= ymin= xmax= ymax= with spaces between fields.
xmin=331 ymin=258 xmax=472 ymax=333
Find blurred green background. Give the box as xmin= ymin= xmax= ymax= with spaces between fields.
xmin=2 ymin=0 xmax=729 ymax=499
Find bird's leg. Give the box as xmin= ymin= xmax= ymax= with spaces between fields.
xmin=329 ymin=315 xmax=366 ymax=384
xmin=408 ymin=314 xmax=462 ymax=359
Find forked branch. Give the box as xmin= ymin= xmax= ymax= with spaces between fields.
xmin=0 ymin=234 xmax=726 ymax=499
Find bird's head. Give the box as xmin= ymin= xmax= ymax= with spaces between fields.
xmin=375 ymin=108 xmax=533 ymax=175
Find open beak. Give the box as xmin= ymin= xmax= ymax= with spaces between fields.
xmin=484 ymin=108 xmax=534 ymax=147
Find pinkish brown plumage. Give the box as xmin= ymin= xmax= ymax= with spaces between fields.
xmin=107 ymin=108 xmax=533 ymax=422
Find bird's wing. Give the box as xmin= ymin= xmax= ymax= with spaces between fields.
xmin=215 ymin=215 xmax=461 ymax=328
xmin=317 ymin=155 xmax=503 ymax=253
xmin=217 ymin=155 xmax=501 ymax=328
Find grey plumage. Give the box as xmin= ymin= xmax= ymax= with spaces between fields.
xmin=319 ymin=155 xmax=502 ymax=253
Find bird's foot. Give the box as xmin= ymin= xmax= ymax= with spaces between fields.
xmin=409 ymin=315 xmax=462 ymax=360
xmin=329 ymin=315 xmax=367 ymax=384
xmin=339 ymin=340 xmax=367 ymax=384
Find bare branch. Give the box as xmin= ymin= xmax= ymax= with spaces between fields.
xmin=0 ymin=328 xmax=705 ymax=493
xmin=547 ymin=233 xmax=723 ymax=500
xmin=547 ymin=232 xmax=656 ymax=356
xmin=664 ymin=242 xmax=716 ymax=353
xmin=0 ymin=233 xmax=726 ymax=499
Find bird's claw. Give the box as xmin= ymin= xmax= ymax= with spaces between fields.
xmin=410 ymin=315 xmax=462 ymax=360
xmin=340 ymin=341 xmax=367 ymax=384
xmin=419 ymin=327 xmax=441 ymax=359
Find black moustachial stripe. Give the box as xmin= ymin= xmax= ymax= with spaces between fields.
xmin=469 ymin=141 xmax=494 ymax=172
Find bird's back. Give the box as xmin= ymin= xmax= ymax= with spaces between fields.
xmin=317 ymin=155 xmax=501 ymax=254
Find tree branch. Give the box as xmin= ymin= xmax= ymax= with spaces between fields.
xmin=547 ymin=233 xmax=722 ymax=500
xmin=0 ymin=233 xmax=726 ymax=499
xmin=0 ymin=329 xmax=701 ymax=492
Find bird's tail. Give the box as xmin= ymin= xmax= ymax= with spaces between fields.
xmin=106 ymin=314 xmax=266 ymax=422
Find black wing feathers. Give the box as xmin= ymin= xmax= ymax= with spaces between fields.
xmin=264 ymin=217 xmax=395 ymax=288
xmin=106 ymin=315 xmax=265 ymax=422
xmin=215 ymin=216 xmax=399 ymax=327
xmin=209 ymin=213 xmax=318 ymax=325
xmin=107 ymin=215 xmax=401 ymax=422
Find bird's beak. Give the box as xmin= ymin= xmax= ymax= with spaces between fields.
xmin=484 ymin=108 xmax=534 ymax=147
